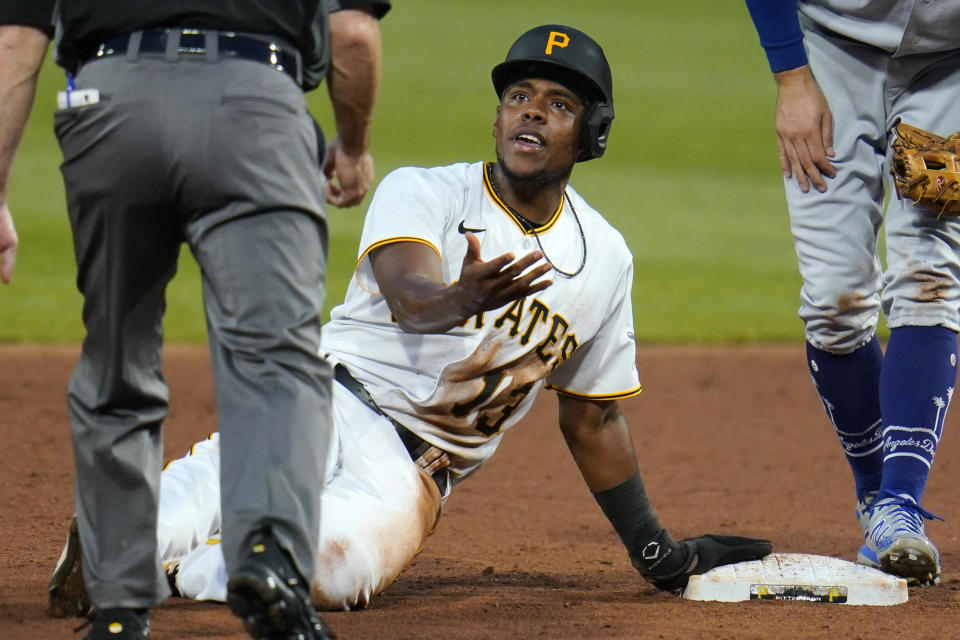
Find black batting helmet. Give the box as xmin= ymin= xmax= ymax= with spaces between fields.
xmin=492 ymin=25 xmax=614 ymax=162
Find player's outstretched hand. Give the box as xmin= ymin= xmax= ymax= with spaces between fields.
xmin=455 ymin=231 xmax=553 ymax=313
xmin=0 ymin=203 xmax=18 ymax=284
xmin=644 ymin=534 xmax=773 ymax=595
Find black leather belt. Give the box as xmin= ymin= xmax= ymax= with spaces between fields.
xmin=333 ymin=364 xmax=450 ymax=495
xmin=87 ymin=28 xmax=302 ymax=86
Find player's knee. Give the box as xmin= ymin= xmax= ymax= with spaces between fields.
xmin=801 ymin=290 xmax=880 ymax=354
xmin=805 ymin=324 xmax=876 ymax=354
xmin=883 ymin=271 xmax=960 ymax=332
xmin=309 ymin=537 xmax=379 ymax=612
xmin=310 ymin=576 xmax=371 ymax=612
xmin=309 ymin=530 xmax=418 ymax=612
xmin=805 ymin=325 xmax=877 ymax=354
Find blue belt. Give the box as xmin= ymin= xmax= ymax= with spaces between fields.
xmin=89 ymin=28 xmax=302 ymax=86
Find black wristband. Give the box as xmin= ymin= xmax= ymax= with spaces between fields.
xmin=592 ymin=472 xmax=658 ymax=547
xmin=592 ymin=472 xmax=687 ymax=577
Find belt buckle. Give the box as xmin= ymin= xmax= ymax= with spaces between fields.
xmin=96 ymin=40 xmax=121 ymax=58
xmin=266 ymin=42 xmax=285 ymax=71
xmin=177 ymin=28 xmax=206 ymax=55
xmin=416 ymin=446 xmax=451 ymax=476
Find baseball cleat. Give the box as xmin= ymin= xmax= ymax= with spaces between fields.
xmin=226 ymin=529 xmax=335 ymax=639
xmin=855 ymin=490 xmax=878 ymax=535
xmin=48 ymin=515 xmax=94 ymax=619
xmin=164 ymin=560 xmax=183 ymax=598
xmin=856 ymin=490 xmax=942 ymax=586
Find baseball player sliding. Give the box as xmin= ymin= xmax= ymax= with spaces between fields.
xmin=51 ymin=24 xmax=772 ymax=616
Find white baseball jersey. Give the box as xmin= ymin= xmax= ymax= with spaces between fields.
xmin=155 ymin=160 xmax=642 ymax=611
xmin=322 ymin=161 xmax=642 ymax=482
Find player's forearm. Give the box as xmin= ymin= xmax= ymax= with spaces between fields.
xmin=558 ymin=398 xmax=638 ymax=492
xmin=327 ymin=8 xmax=381 ymax=156
xmin=570 ymin=404 xmax=692 ymax=587
xmin=0 ymin=25 xmax=49 ymax=200
xmin=383 ymin=275 xmax=481 ymax=334
xmin=569 ymin=433 xmax=638 ymax=492
xmin=561 ymin=396 xmax=705 ymax=590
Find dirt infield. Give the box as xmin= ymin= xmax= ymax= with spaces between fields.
xmin=2 ymin=344 xmax=958 ymax=639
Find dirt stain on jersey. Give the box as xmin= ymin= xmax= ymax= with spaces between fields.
xmin=312 ymin=538 xmax=351 ymax=609
xmin=915 ymin=272 xmax=950 ymax=302
xmin=415 ymin=336 xmax=556 ymax=437
xmin=312 ymin=476 xmax=442 ymax=611
xmin=443 ymin=335 xmax=503 ymax=383
xmin=444 ymin=338 xmax=552 ymax=402
xmin=440 ymin=337 xmax=545 ymax=390
xmin=896 ymin=260 xmax=952 ymax=302
xmin=835 ymin=292 xmax=865 ymax=316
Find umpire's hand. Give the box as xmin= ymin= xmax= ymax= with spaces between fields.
xmin=0 ymin=203 xmax=18 ymax=284
xmin=324 ymin=137 xmax=374 ymax=208
xmin=643 ymin=534 xmax=773 ymax=595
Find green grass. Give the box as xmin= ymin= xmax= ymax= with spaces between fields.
xmin=1 ymin=1 xmax=848 ymax=343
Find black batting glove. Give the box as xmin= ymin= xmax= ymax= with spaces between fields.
xmin=635 ymin=533 xmax=772 ymax=595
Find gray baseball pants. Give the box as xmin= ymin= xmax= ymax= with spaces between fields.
xmin=788 ymin=20 xmax=960 ymax=354
xmin=56 ymin=38 xmax=331 ymax=608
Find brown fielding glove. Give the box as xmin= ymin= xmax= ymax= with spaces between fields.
xmin=890 ymin=121 xmax=960 ymax=218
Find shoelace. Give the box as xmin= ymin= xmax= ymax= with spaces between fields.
xmin=856 ymin=491 xmax=878 ymax=521
xmin=866 ymin=490 xmax=944 ymax=541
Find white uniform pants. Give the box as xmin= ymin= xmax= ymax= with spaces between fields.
xmin=157 ymin=382 xmax=444 ymax=610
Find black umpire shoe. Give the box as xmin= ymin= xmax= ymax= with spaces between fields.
xmin=226 ymin=528 xmax=335 ymax=640
xmin=82 ymin=608 xmax=150 ymax=639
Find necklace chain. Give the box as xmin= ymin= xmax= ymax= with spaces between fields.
xmin=486 ymin=164 xmax=587 ymax=278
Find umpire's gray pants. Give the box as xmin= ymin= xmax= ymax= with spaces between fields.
xmin=57 ymin=48 xmax=331 ymax=608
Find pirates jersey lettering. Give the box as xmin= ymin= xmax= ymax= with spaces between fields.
xmin=323 ymin=162 xmax=641 ymax=482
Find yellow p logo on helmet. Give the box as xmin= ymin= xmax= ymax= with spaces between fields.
xmin=545 ymin=31 xmax=570 ymax=55
xmin=491 ymin=24 xmax=614 ymax=161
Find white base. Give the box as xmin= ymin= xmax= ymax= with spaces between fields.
xmin=682 ymin=553 xmax=908 ymax=606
